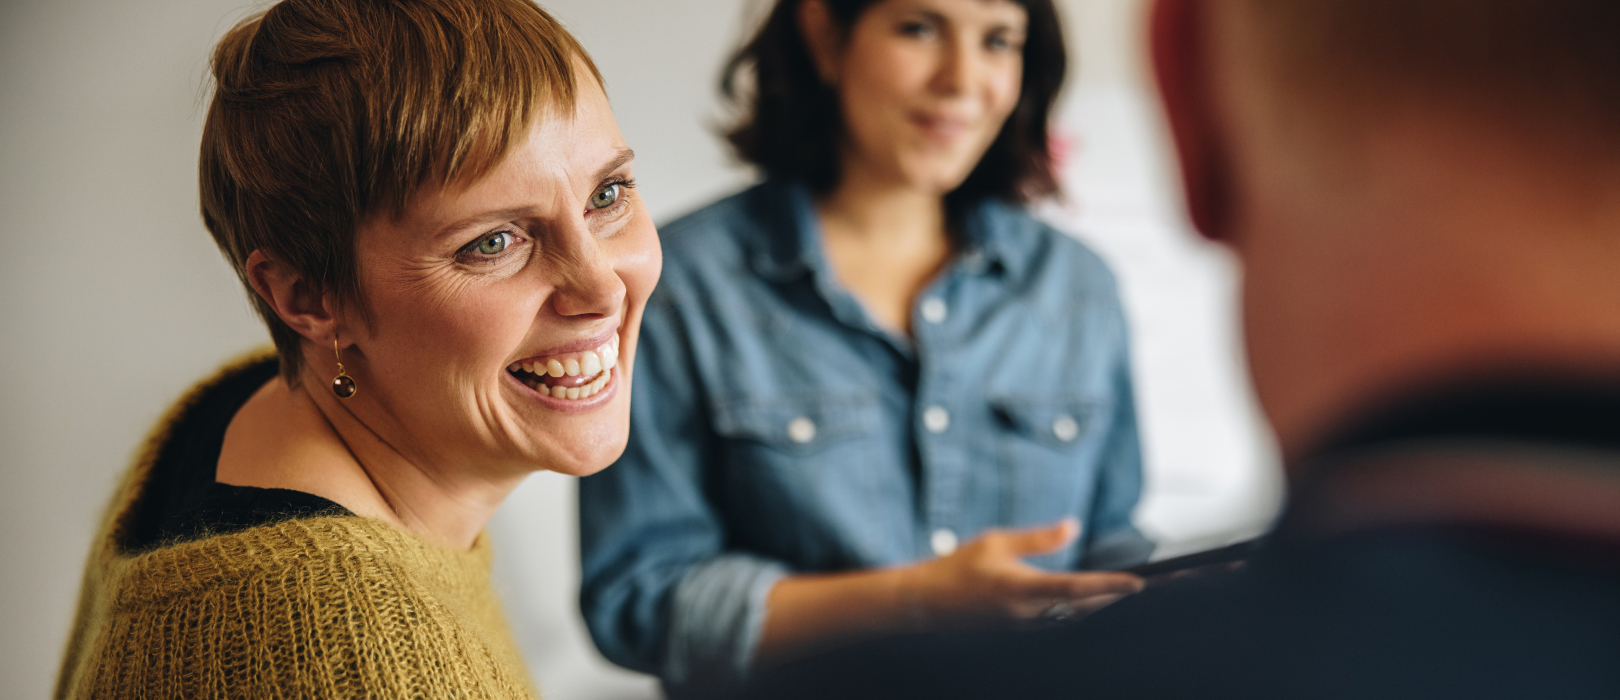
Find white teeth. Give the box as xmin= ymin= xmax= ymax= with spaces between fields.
xmin=566 ymin=386 xmax=581 ymax=399
xmin=509 ymin=363 xmax=521 ymax=372
xmin=550 ymin=385 xmax=567 ymax=398
xmin=547 ymin=359 xmax=564 ymax=378
xmin=603 ymin=345 xmax=617 ymax=370
xmin=580 ymin=385 xmax=596 ymax=399
xmin=581 ymin=351 xmax=602 ymax=376
xmin=564 ymin=359 xmax=580 ymax=376
xmin=590 ymin=371 xmax=609 ymax=393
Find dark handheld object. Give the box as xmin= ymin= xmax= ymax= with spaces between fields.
xmin=1123 ymin=538 xmax=1262 ymax=585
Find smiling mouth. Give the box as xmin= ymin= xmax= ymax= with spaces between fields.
xmin=911 ymin=112 xmax=979 ymax=143
xmin=507 ymin=333 xmax=619 ymax=401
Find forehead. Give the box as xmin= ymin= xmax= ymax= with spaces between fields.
xmin=869 ymin=0 xmax=1028 ymax=25
xmin=382 ymin=77 xmax=626 ymax=233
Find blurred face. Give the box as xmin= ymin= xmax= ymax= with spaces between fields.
xmin=829 ymin=0 xmax=1027 ymax=193
xmin=333 ymin=76 xmax=661 ymax=477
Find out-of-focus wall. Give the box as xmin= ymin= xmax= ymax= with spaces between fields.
xmin=0 ymin=1 xmax=1278 ymax=698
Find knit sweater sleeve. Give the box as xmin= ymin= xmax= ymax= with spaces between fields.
xmin=59 ymin=523 xmax=539 ymax=700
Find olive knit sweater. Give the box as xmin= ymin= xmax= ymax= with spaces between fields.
xmin=54 ymin=353 xmax=540 ymax=699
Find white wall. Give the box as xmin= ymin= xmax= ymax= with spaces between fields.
xmin=0 ymin=1 xmax=1279 ymax=698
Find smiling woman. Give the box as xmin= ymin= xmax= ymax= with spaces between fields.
xmin=53 ymin=0 xmax=659 ymax=697
xmin=578 ymin=0 xmax=1148 ymax=695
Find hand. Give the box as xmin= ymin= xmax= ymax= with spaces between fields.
xmin=898 ymin=519 xmax=1144 ymax=632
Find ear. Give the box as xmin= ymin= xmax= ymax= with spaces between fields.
xmin=798 ymin=0 xmax=843 ymax=86
xmin=1150 ymin=0 xmax=1234 ymax=241
xmin=244 ymin=248 xmax=344 ymax=348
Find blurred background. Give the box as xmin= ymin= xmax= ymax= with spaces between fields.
xmin=0 ymin=0 xmax=1279 ymax=697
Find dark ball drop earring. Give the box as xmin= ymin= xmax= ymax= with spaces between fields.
xmin=332 ymin=339 xmax=357 ymax=399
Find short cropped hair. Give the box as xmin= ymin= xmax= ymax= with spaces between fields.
xmin=200 ymin=0 xmax=602 ymax=383
xmin=1245 ymin=0 xmax=1620 ymax=140
xmin=721 ymin=0 xmax=1067 ymax=214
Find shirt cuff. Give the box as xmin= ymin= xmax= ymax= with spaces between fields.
xmin=663 ymin=553 xmax=789 ymax=695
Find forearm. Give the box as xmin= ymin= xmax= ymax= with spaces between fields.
xmin=755 ymin=566 xmax=915 ymax=669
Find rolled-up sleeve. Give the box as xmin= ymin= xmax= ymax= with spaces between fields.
xmin=578 ymin=293 xmax=785 ymax=694
xmin=1080 ymin=301 xmax=1155 ymax=570
xmin=663 ymin=554 xmax=787 ymax=690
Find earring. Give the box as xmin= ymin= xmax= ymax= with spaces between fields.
xmin=331 ymin=340 xmax=357 ymax=399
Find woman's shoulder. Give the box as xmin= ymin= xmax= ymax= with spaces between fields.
xmin=656 ymin=181 xmax=803 ymax=268
xmin=113 ymin=516 xmax=492 ymax=603
xmin=977 ymin=201 xmax=1122 ymax=296
xmin=648 ymin=181 xmax=803 ymax=308
xmin=62 ymin=517 xmax=536 ymax=699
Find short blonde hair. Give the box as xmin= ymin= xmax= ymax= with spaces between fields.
xmin=200 ymin=0 xmax=602 ymax=382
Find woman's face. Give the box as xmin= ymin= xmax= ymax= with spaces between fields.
xmin=827 ymin=0 xmax=1027 ymax=193
xmin=335 ymin=77 xmax=661 ymax=478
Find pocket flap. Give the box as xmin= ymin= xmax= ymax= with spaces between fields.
xmin=711 ymin=393 xmax=879 ymax=451
xmin=990 ymin=395 xmax=1102 ymax=449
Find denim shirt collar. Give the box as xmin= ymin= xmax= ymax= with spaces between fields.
xmin=747 ymin=179 xmax=1032 ymax=285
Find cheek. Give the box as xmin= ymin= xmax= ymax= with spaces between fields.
xmin=613 ymin=216 xmax=663 ymax=305
xmin=984 ymin=59 xmax=1024 ymax=122
xmin=364 ymin=271 xmax=539 ymax=377
xmin=843 ymin=46 xmax=932 ymax=132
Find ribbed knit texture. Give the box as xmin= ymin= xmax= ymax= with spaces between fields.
xmin=55 ymin=353 xmax=541 ymax=699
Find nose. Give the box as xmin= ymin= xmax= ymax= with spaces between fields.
xmin=930 ymin=31 xmax=977 ymax=96
xmin=547 ymin=226 xmax=625 ymax=320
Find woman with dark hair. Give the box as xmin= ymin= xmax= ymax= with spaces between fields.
xmin=578 ymin=0 xmax=1149 ymax=693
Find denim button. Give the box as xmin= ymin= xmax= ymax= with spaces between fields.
xmin=930 ymin=528 xmax=959 ymax=556
xmin=787 ymin=416 xmax=817 ymax=444
xmin=920 ymin=297 xmax=948 ymax=324
xmin=1052 ymin=414 xmax=1080 ymax=442
xmin=923 ymin=406 xmax=950 ymax=434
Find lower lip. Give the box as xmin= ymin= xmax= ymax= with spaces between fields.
xmin=506 ymin=367 xmax=620 ymax=414
xmin=912 ymin=117 xmax=971 ymax=142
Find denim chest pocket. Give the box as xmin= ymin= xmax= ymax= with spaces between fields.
xmin=711 ymin=393 xmax=879 ymax=453
xmin=991 ymin=396 xmax=1103 ymax=451
xmin=709 ymin=393 xmax=900 ymax=566
xmin=991 ymin=395 xmax=1110 ymax=548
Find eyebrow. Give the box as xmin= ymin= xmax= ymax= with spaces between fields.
xmin=431 ymin=147 xmax=637 ymax=239
xmin=594 ymin=147 xmax=636 ymax=185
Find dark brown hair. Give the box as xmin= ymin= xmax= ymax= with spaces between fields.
xmin=200 ymin=0 xmax=602 ymax=383
xmin=721 ymin=0 xmax=1067 ymax=212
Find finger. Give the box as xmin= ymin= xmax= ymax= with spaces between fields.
xmin=1014 ymin=571 xmax=1144 ymax=601
xmin=992 ymin=517 xmax=1081 ymax=557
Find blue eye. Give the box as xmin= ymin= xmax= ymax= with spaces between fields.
xmin=476 ymin=231 xmax=511 ymax=255
xmin=590 ymin=183 xmax=620 ymax=210
xmin=986 ymin=31 xmax=1022 ymax=52
xmin=898 ymin=21 xmax=936 ymax=39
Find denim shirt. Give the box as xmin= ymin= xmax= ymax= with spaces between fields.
xmin=578 ymin=181 xmax=1152 ymax=694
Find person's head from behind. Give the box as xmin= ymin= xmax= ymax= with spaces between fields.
xmin=1152 ymin=0 xmax=1620 ymax=459
xmin=201 ymin=0 xmax=661 ymax=478
xmin=725 ymin=0 xmax=1066 ymax=208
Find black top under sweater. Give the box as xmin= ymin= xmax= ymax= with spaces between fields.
xmin=122 ymin=357 xmax=352 ymax=552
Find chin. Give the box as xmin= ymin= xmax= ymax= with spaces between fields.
xmin=540 ymin=445 xmax=627 ymax=477
xmin=525 ymin=411 xmax=633 ymax=477
xmin=898 ymin=154 xmax=979 ymax=195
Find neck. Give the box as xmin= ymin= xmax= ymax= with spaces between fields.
xmin=818 ymin=161 xmax=948 ymax=245
xmin=1238 ymin=116 xmax=1620 ymax=462
xmin=218 ymin=375 xmax=520 ymax=551
xmin=311 ymin=384 xmax=522 ymax=550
